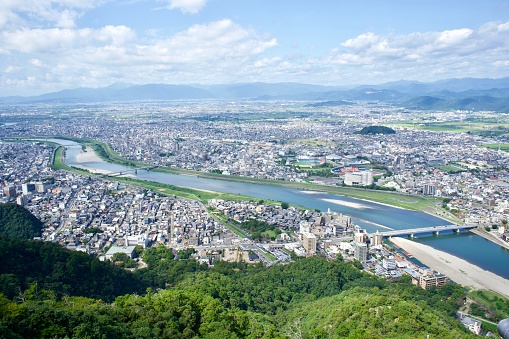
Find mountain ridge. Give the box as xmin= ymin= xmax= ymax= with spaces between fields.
xmin=3 ymin=77 xmax=509 ymax=111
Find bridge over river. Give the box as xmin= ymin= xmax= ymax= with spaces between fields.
xmin=101 ymin=165 xmax=158 ymax=177
xmin=370 ymin=224 xmax=477 ymax=238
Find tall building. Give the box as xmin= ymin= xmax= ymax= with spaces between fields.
xmin=344 ymin=171 xmax=373 ymax=186
xmin=3 ymin=186 xmax=16 ymax=197
xmin=422 ymin=183 xmax=436 ymax=196
xmin=22 ymin=183 xmax=36 ymax=195
xmin=302 ymin=232 xmax=316 ymax=256
xmin=354 ymin=231 xmax=367 ymax=243
xmin=372 ymin=231 xmax=383 ymax=246
xmin=16 ymin=195 xmax=28 ymax=206
xmin=354 ymin=242 xmax=368 ymax=262
xmin=35 ymin=182 xmax=51 ymax=193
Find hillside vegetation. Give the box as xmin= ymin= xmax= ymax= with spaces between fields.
xmin=0 ymin=236 xmax=148 ymax=301
xmin=0 ymin=239 xmax=475 ymax=338
xmin=355 ymin=126 xmax=396 ymax=135
xmin=0 ymin=203 xmax=43 ymax=239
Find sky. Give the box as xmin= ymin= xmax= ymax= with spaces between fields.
xmin=2 ymin=0 xmax=509 ymax=96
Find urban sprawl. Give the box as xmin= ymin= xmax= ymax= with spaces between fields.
xmin=1 ymin=100 xmax=509 ymax=307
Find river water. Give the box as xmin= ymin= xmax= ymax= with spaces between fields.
xmin=56 ymin=139 xmax=509 ymax=279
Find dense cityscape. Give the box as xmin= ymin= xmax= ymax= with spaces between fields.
xmin=2 ymin=100 xmax=509 ymax=337
xmin=3 ymin=0 xmax=509 ymax=337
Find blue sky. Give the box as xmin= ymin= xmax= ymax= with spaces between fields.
xmin=1 ymin=0 xmax=509 ymax=96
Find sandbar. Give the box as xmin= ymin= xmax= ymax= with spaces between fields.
xmin=75 ymin=147 xmax=103 ymax=163
xmin=72 ymin=147 xmax=112 ymax=174
xmin=390 ymin=237 xmax=509 ymax=298
xmin=300 ymin=191 xmax=321 ymax=195
xmin=321 ymin=198 xmax=372 ymax=210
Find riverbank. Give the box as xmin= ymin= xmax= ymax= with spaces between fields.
xmin=389 ymin=237 xmax=509 ymax=298
xmin=76 ymin=137 xmax=459 ymax=218
xmin=72 ymin=146 xmax=112 ymax=174
xmin=470 ymin=227 xmax=509 ymax=250
xmin=0 ymin=136 xmax=462 ymax=222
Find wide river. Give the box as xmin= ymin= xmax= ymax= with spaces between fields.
xmin=55 ymin=139 xmax=509 ymax=279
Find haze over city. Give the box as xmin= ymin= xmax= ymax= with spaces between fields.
xmin=2 ymin=0 xmax=509 ymax=96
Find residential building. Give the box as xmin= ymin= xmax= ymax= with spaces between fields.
xmin=354 ymin=242 xmax=368 ymax=262
xmin=382 ymin=257 xmax=397 ymax=270
xmin=423 ymin=183 xmax=436 ymax=196
xmin=302 ymin=232 xmax=316 ymax=256
xmin=3 ymin=186 xmax=16 ymax=197
xmin=416 ymin=269 xmax=450 ymax=289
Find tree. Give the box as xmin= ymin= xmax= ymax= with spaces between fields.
xmin=0 ymin=235 xmax=147 ymax=301
xmin=110 ymin=252 xmax=137 ymax=268
xmin=0 ymin=203 xmax=43 ymax=239
xmin=354 ymin=126 xmax=396 ymax=135
xmin=280 ymin=202 xmax=289 ymax=209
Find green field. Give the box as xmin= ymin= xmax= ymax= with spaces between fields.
xmin=435 ymin=164 xmax=466 ymax=173
xmin=261 ymin=230 xmax=279 ymax=240
xmin=469 ymin=290 xmax=509 ymax=320
xmin=391 ymin=119 xmax=509 ymax=136
xmin=263 ymin=251 xmax=277 ymax=261
xmin=211 ymin=213 xmax=248 ymax=238
xmin=483 ymin=143 xmax=509 ymax=151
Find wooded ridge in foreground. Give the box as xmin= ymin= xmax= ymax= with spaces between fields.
xmin=0 ymin=235 xmax=476 ymax=338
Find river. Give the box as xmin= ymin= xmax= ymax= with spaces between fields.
xmin=56 ymin=139 xmax=509 ymax=279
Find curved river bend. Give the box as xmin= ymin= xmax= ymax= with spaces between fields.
xmin=56 ymin=139 xmax=509 ymax=279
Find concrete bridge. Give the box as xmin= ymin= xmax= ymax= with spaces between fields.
xmin=102 ymin=165 xmax=158 ymax=177
xmin=371 ymin=224 xmax=477 ymax=238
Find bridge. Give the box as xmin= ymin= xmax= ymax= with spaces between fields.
xmin=370 ymin=224 xmax=478 ymax=238
xmin=101 ymin=165 xmax=158 ymax=177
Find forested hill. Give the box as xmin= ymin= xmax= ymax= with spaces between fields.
xmin=0 ymin=236 xmax=148 ymax=301
xmin=0 ymin=203 xmax=43 ymax=239
xmin=355 ymin=125 xmax=396 ymax=135
xmin=0 ymin=255 xmax=475 ymax=338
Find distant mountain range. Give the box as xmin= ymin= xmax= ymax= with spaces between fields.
xmin=3 ymin=77 xmax=509 ymax=111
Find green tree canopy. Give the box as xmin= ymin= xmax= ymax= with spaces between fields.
xmin=0 ymin=203 xmax=43 ymax=239
xmin=355 ymin=125 xmax=396 ymax=135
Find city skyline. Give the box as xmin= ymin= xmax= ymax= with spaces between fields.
xmin=2 ymin=0 xmax=509 ymax=96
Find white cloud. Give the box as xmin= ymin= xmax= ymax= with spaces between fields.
xmin=1 ymin=26 xmax=135 ymax=54
xmin=0 ymin=18 xmax=279 ymax=94
xmin=133 ymin=19 xmax=276 ymax=64
xmin=4 ymin=65 xmax=22 ymax=73
xmin=342 ymin=32 xmax=381 ymax=52
xmin=0 ymin=0 xmax=102 ymax=29
xmin=318 ymin=21 xmax=509 ymax=84
xmin=167 ymin=0 xmax=206 ymax=14
xmin=55 ymin=9 xmax=79 ymax=28
xmin=30 ymin=59 xmax=43 ymax=67
xmin=2 ymin=10 xmax=509 ymax=96
xmin=436 ymin=28 xmax=472 ymax=47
